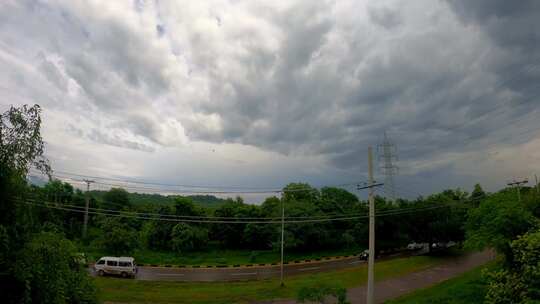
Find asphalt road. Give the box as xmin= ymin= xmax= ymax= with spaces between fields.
xmin=90 ymin=254 xmax=372 ymax=282
xmin=259 ymin=249 xmax=496 ymax=304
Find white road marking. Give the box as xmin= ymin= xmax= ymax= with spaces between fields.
xmin=231 ymin=272 xmax=257 ymax=276
xmin=349 ymin=260 xmax=363 ymax=265
xmin=298 ymin=267 xmax=320 ymax=271
xmin=157 ymin=273 xmax=185 ymax=276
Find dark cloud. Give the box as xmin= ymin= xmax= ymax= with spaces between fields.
xmin=1 ymin=0 xmax=540 ymax=196
xmin=367 ymin=6 xmax=403 ymax=30
xmin=87 ymin=129 xmax=155 ymax=152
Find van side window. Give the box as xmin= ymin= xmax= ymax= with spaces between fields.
xmin=106 ymin=260 xmax=118 ymax=266
xmin=96 ymin=260 xmax=105 ymax=265
xmin=119 ymin=261 xmax=131 ymax=267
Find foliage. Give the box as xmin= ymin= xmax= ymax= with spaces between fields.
xmin=171 ymin=223 xmax=209 ymax=252
xmin=465 ymin=189 xmax=537 ymax=260
xmin=387 ymin=263 xmax=492 ymax=304
xmin=484 ymin=229 xmax=540 ymax=303
xmin=0 ymin=104 xmax=50 ymax=177
xmin=14 ymin=232 xmax=96 ymax=304
xmin=470 ymin=183 xmax=487 ymax=206
xmin=95 ymin=217 xmax=139 ymax=255
xmin=96 ymin=254 xmax=442 ymax=304
xmin=103 ymin=188 xmax=130 ymax=210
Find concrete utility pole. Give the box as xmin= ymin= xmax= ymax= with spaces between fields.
xmin=534 ymin=174 xmax=540 ymax=197
xmin=378 ymin=132 xmax=398 ymax=203
xmin=367 ymin=146 xmax=375 ymax=304
xmin=507 ymin=178 xmax=528 ymax=202
xmin=280 ymin=198 xmax=285 ymax=286
xmin=82 ymin=179 xmax=94 ymax=238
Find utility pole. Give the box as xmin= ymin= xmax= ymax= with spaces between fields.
xmin=507 ymin=179 xmax=528 ymax=202
xmin=367 ymin=146 xmax=375 ymax=304
xmin=280 ymin=198 xmax=285 ymax=287
xmin=378 ymin=132 xmax=398 ymax=203
xmin=535 ymin=174 xmax=539 ymax=197
xmin=82 ymin=179 xmax=94 ymax=238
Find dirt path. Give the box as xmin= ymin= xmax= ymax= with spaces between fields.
xmin=258 ymin=250 xmax=495 ymax=304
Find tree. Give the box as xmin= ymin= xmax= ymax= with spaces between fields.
xmin=171 ymin=223 xmax=209 ymax=252
xmin=102 ymin=188 xmax=130 ymax=210
xmin=96 ymin=217 xmax=139 ymax=255
xmin=465 ymin=189 xmax=536 ymax=261
xmin=140 ymin=206 xmax=175 ymax=250
xmin=470 ymin=183 xmax=487 ymax=206
xmin=484 ymin=229 xmax=540 ymax=303
xmin=14 ymin=232 xmax=96 ymax=304
xmin=0 ymin=104 xmax=50 ymax=226
xmin=243 ymin=223 xmax=276 ymax=249
xmin=283 ymin=183 xmax=319 ymax=203
xmin=174 ymin=197 xmax=203 ymax=217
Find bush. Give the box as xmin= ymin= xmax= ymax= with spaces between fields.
xmin=96 ymin=217 xmax=138 ymax=255
xmin=484 ymin=229 xmax=540 ymax=303
xmin=171 ymin=223 xmax=209 ymax=253
xmin=14 ymin=232 xmax=97 ymax=304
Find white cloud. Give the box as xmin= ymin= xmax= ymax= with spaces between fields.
xmin=0 ymin=0 xmax=539 ymax=201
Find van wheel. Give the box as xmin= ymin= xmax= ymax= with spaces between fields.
xmin=121 ymin=272 xmax=128 ymax=278
xmin=97 ymin=270 xmax=104 ymax=277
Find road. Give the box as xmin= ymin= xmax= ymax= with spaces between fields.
xmin=90 ymin=254 xmax=374 ymax=282
xmin=258 ymin=249 xmax=496 ymax=304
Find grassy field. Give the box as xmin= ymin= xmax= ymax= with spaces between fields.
xmin=385 ymin=262 xmax=494 ymax=304
xmin=96 ymin=254 xmax=450 ymax=304
xmin=84 ymin=246 xmax=364 ymax=266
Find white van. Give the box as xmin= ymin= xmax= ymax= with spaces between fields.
xmin=94 ymin=256 xmax=137 ymax=278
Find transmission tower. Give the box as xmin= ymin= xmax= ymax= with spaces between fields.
xmin=378 ymin=132 xmax=398 ymax=203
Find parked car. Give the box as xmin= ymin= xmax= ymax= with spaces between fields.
xmin=445 ymin=241 xmax=457 ymax=248
xmin=94 ymin=256 xmax=137 ymax=278
xmin=407 ymin=242 xmax=423 ymax=250
xmin=359 ymin=249 xmax=369 ymax=260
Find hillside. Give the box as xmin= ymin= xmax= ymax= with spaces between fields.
xmin=88 ymin=191 xmax=227 ymax=208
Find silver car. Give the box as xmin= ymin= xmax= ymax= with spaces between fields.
xmin=94 ymin=256 xmax=137 ymax=278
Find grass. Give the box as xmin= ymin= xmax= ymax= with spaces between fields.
xmin=83 ymin=246 xmax=364 ymax=266
xmin=96 ymin=254 xmax=450 ymax=304
xmin=385 ymin=262 xmax=495 ymax=304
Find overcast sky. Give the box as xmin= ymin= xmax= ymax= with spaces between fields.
xmin=1 ymin=0 xmax=539 ymax=202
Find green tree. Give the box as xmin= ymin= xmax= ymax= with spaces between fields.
xmin=140 ymin=206 xmax=175 ymax=250
xmin=174 ymin=197 xmax=203 ymax=216
xmin=0 ymin=104 xmax=50 ymax=227
xmin=170 ymin=223 xmax=209 ymax=252
xmin=484 ymin=229 xmax=540 ymax=303
xmin=102 ymin=188 xmax=130 ymax=210
xmin=14 ymin=232 xmax=96 ymax=304
xmin=465 ymin=189 xmax=536 ymax=261
xmin=470 ymin=183 xmax=487 ymax=206
xmin=96 ymin=217 xmax=139 ymax=255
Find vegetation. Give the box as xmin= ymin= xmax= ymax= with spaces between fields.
xmin=4 ymin=104 xmax=540 ymax=303
xmin=0 ymin=104 xmax=96 ymax=303
xmin=297 ymin=284 xmax=349 ymax=304
xmin=96 ymin=254 xmax=443 ymax=304
xmin=386 ymin=263 xmax=493 ymax=304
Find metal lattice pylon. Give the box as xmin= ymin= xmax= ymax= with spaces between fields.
xmin=378 ymin=132 xmax=398 ymax=203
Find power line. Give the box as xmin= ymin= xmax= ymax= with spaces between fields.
xmin=32 ymin=169 xmax=365 ymax=193
xmin=20 ymin=197 xmax=447 ymax=220
xmin=13 ymin=198 xmax=450 ymax=224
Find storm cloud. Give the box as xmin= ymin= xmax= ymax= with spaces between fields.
xmin=1 ymin=0 xmax=539 ymax=198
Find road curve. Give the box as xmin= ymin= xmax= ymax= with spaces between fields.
xmin=90 ymin=254 xmax=374 ymax=282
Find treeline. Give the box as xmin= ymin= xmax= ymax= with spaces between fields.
xmin=3 ymin=104 xmax=540 ymax=303
xmin=25 ymin=179 xmax=480 ymax=256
